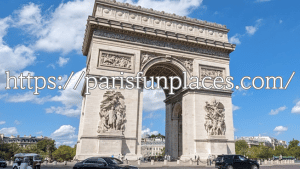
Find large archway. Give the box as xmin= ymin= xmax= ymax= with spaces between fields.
xmin=141 ymin=56 xmax=189 ymax=159
xmin=75 ymin=0 xmax=236 ymax=161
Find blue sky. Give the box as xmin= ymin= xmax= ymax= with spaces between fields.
xmin=0 ymin=0 xmax=299 ymax=146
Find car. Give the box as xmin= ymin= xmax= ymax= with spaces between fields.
xmin=73 ymin=157 xmax=139 ymax=169
xmin=12 ymin=153 xmax=42 ymax=169
xmin=0 ymin=159 xmax=7 ymax=168
xmin=215 ymin=155 xmax=259 ymax=169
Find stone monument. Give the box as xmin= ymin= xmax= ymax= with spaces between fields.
xmin=75 ymin=0 xmax=236 ymax=160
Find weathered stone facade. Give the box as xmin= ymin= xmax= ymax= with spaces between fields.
xmin=76 ymin=0 xmax=236 ymax=161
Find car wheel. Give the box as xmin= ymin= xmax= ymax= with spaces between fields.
xmin=13 ymin=167 xmax=18 ymax=169
xmin=227 ymin=165 xmax=233 ymax=169
xmin=251 ymin=165 xmax=258 ymax=169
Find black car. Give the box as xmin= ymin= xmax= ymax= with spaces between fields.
xmin=73 ymin=157 xmax=138 ymax=169
xmin=0 ymin=159 xmax=6 ymax=168
xmin=215 ymin=155 xmax=259 ymax=169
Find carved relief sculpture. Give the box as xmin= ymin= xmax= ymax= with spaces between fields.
xmin=100 ymin=51 xmax=132 ymax=69
xmin=97 ymin=91 xmax=126 ymax=134
xmin=204 ymin=100 xmax=226 ymax=136
xmin=140 ymin=52 xmax=156 ymax=68
xmin=201 ymin=68 xmax=223 ymax=79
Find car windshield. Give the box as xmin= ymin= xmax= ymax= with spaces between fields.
xmin=104 ymin=158 xmax=123 ymax=165
xmin=239 ymin=156 xmax=247 ymax=161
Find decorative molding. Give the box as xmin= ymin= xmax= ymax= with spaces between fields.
xmin=95 ymin=0 xmax=228 ymax=30
xmin=204 ymin=100 xmax=226 ymax=136
xmin=140 ymin=52 xmax=193 ymax=73
xmin=97 ymin=91 xmax=126 ymax=135
xmin=94 ymin=29 xmax=230 ymax=58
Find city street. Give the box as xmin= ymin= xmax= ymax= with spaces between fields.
xmin=7 ymin=163 xmax=300 ymax=169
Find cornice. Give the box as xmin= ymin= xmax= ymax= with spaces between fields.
xmin=93 ymin=0 xmax=229 ymax=32
xmin=82 ymin=16 xmax=236 ymax=56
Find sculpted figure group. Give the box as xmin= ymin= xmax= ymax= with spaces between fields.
xmin=97 ymin=91 xmax=126 ymax=134
xmin=101 ymin=53 xmax=131 ymax=69
xmin=204 ymin=100 xmax=226 ymax=136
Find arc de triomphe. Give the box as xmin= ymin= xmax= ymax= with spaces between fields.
xmin=75 ymin=0 xmax=236 ymax=161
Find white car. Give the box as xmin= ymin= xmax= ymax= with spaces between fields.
xmin=12 ymin=153 xmax=42 ymax=169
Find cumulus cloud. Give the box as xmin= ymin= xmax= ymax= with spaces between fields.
xmin=269 ymin=106 xmax=287 ymax=115
xmin=33 ymin=0 xmax=94 ymax=54
xmin=118 ymin=0 xmax=202 ymax=16
xmin=229 ymin=34 xmax=241 ymax=45
xmin=46 ymin=68 xmax=85 ymax=117
xmin=143 ymin=88 xmax=165 ymax=112
xmin=232 ymin=104 xmax=240 ymax=111
xmin=245 ymin=19 xmax=263 ymax=36
xmin=291 ymin=101 xmax=300 ymax=114
xmin=274 ymin=126 xmax=288 ymax=135
xmin=0 ymin=121 xmax=6 ymax=125
xmin=57 ymin=57 xmax=70 ymax=67
xmin=0 ymin=127 xmax=18 ymax=135
xmin=51 ymin=125 xmax=77 ymax=147
xmin=0 ymin=17 xmax=36 ymax=90
xmin=4 ymin=91 xmax=50 ymax=104
xmin=141 ymin=128 xmax=159 ymax=138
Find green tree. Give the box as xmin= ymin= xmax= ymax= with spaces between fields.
xmin=235 ymin=140 xmax=248 ymax=156
xmin=247 ymin=146 xmax=260 ymax=159
xmin=52 ymin=145 xmax=76 ymax=162
xmin=160 ymin=147 xmax=165 ymax=157
xmin=273 ymin=145 xmax=288 ymax=156
xmin=288 ymin=139 xmax=299 ymax=150
xmin=37 ymin=140 xmax=56 ymax=159
xmin=257 ymin=144 xmax=273 ymax=159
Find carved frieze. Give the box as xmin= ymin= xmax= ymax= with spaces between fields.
xmin=199 ymin=65 xmax=225 ymax=80
xmin=204 ymin=100 xmax=226 ymax=136
xmin=97 ymin=91 xmax=126 ymax=134
xmin=98 ymin=50 xmax=134 ymax=72
xmin=94 ymin=30 xmax=229 ymax=58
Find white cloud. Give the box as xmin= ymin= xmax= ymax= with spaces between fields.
xmin=245 ymin=26 xmax=257 ymax=35
xmin=141 ymin=128 xmax=159 ymax=138
xmin=229 ymin=34 xmax=241 ymax=45
xmin=245 ymin=19 xmax=263 ymax=36
xmin=0 ymin=17 xmax=36 ymax=90
xmin=14 ymin=3 xmax=42 ymax=33
xmin=47 ymin=68 xmax=85 ymax=117
xmin=14 ymin=120 xmax=21 ymax=125
xmin=269 ymin=106 xmax=287 ymax=115
xmin=33 ymin=0 xmax=94 ymax=54
xmin=291 ymin=101 xmax=300 ymax=114
xmin=143 ymin=88 xmax=165 ymax=112
xmin=274 ymin=126 xmax=288 ymax=135
xmin=57 ymin=57 xmax=70 ymax=67
xmin=0 ymin=127 xmax=18 ymax=136
xmin=51 ymin=125 xmax=77 ymax=146
xmin=0 ymin=121 xmax=6 ymax=125
xmin=232 ymin=104 xmax=240 ymax=111
xmin=5 ymin=91 xmax=50 ymax=104
xmin=119 ymin=0 xmax=202 ymax=16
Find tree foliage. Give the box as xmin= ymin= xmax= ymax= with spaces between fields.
xmin=235 ymin=139 xmax=300 ymax=159
xmin=235 ymin=140 xmax=248 ymax=156
xmin=52 ymin=145 xmax=76 ymax=162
